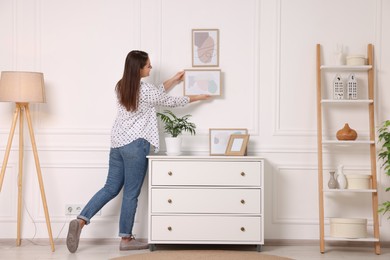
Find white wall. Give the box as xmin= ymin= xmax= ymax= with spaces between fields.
xmin=0 ymin=0 xmax=389 ymax=243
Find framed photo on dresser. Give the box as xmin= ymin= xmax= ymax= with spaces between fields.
xmin=225 ymin=134 xmax=250 ymax=156
xmin=209 ymin=128 xmax=248 ymax=155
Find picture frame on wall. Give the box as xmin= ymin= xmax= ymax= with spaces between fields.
xmin=184 ymin=69 xmax=221 ymax=96
xmin=225 ymin=134 xmax=250 ymax=156
xmin=209 ymin=128 xmax=248 ymax=155
xmin=192 ymin=29 xmax=219 ymax=67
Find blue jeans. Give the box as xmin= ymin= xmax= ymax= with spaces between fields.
xmin=77 ymin=138 xmax=150 ymax=238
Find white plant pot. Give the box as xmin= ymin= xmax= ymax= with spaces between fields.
xmin=165 ymin=137 xmax=182 ymax=156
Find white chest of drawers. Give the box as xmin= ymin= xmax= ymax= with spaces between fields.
xmin=147 ymin=155 xmax=264 ymax=251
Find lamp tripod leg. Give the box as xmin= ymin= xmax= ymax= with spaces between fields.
xmin=0 ymin=106 xmax=20 ymax=192
xmin=25 ymin=105 xmax=55 ymax=252
xmin=17 ymin=105 xmax=24 ymax=246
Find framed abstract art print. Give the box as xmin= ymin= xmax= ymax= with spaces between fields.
xmin=184 ymin=69 xmax=221 ymax=96
xmin=192 ymin=29 xmax=219 ymax=67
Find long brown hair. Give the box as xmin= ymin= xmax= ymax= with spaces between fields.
xmin=115 ymin=50 xmax=149 ymax=111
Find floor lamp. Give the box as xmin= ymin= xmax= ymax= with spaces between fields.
xmin=0 ymin=71 xmax=55 ymax=252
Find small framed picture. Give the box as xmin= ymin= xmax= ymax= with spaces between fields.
xmin=184 ymin=69 xmax=221 ymax=96
xmin=192 ymin=29 xmax=219 ymax=67
xmin=209 ymin=128 xmax=248 ymax=155
xmin=225 ymin=134 xmax=250 ymax=156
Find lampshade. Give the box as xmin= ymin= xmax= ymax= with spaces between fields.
xmin=0 ymin=71 xmax=46 ymax=103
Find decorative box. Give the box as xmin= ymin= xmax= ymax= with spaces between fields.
xmin=346 ymin=174 xmax=371 ymax=189
xmin=346 ymin=55 xmax=366 ymax=66
xmin=330 ymin=218 xmax=367 ymax=238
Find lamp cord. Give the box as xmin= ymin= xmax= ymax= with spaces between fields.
xmin=0 ymin=176 xmax=69 ymax=248
xmin=23 ymin=195 xmax=70 ymax=246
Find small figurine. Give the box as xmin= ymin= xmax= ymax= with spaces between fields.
xmin=347 ymin=73 xmax=357 ymax=100
xmin=333 ymin=74 xmax=344 ymax=99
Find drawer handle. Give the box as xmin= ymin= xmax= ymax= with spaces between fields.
xmin=168 ymin=226 xmax=172 ymax=231
xmin=241 ymin=172 xmax=246 ymax=176
xmin=168 ymin=199 xmax=172 ymax=204
xmin=241 ymin=227 xmax=246 ymax=232
xmin=168 ymin=171 xmax=173 ymax=176
xmin=241 ymin=199 xmax=246 ymax=204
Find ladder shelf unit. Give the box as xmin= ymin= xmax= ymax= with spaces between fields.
xmin=316 ymin=44 xmax=380 ymax=255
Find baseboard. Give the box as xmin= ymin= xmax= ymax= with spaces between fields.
xmin=265 ymin=239 xmax=390 ymax=248
xmin=0 ymin=238 xmax=121 ymax=246
xmin=1 ymin=238 xmax=389 ymax=248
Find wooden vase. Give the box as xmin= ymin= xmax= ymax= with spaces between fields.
xmin=336 ymin=123 xmax=357 ymax=141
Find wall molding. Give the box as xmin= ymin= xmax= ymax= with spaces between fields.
xmin=273 ymin=0 xmax=382 ymax=137
xmin=0 ymin=163 xmax=18 ymax=221
xmin=251 ymin=0 xmax=261 ymax=136
xmin=272 ymin=165 xmax=374 ymax=225
xmin=272 ymin=165 xmax=319 ymax=225
xmin=34 ymin=163 xmax=109 ymax=222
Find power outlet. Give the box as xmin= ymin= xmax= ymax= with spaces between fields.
xmin=65 ymin=204 xmax=84 ymax=215
xmin=65 ymin=204 xmax=102 ymax=216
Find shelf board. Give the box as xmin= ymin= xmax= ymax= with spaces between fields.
xmin=322 ymin=140 xmax=375 ymax=144
xmin=320 ymin=65 xmax=372 ymax=71
xmin=321 ymin=99 xmax=373 ymax=104
xmin=324 ymin=236 xmax=379 ymax=242
xmin=323 ymin=189 xmax=377 ymax=193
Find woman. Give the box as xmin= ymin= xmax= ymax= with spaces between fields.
xmin=66 ymin=50 xmax=210 ymax=253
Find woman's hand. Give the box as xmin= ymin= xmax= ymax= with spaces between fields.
xmin=172 ymin=71 xmax=185 ymax=83
xmin=163 ymin=71 xmax=185 ymax=91
xmin=188 ymin=94 xmax=212 ymax=103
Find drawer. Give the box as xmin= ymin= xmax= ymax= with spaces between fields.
xmin=150 ymin=161 xmax=261 ymax=186
xmin=151 ymin=188 xmax=261 ymax=214
xmin=150 ymin=215 xmax=262 ymax=242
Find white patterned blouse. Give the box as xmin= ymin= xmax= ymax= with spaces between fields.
xmin=110 ymin=81 xmax=189 ymax=152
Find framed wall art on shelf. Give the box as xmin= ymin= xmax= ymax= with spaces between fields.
xmin=192 ymin=29 xmax=219 ymax=67
xmin=209 ymin=128 xmax=248 ymax=155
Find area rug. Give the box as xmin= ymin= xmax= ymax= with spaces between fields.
xmin=111 ymin=250 xmax=293 ymax=260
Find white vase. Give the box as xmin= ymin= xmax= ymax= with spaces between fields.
xmin=334 ymin=44 xmax=345 ymax=65
xmin=336 ymin=164 xmax=347 ymax=189
xmin=165 ymin=137 xmax=182 ymax=156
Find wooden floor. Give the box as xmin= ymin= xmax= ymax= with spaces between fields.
xmin=0 ymin=239 xmax=389 ymax=260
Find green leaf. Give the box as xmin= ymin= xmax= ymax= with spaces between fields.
xmin=156 ymin=110 xmax=196 ymax=137
xmin=377 ymin=120 xmax=390 ymax=218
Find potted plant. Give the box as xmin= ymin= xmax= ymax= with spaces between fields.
xmin=157 ymin=110 xmax=196 ymax=155
xmin=378 ymin=120 xmax=390 ymax=219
